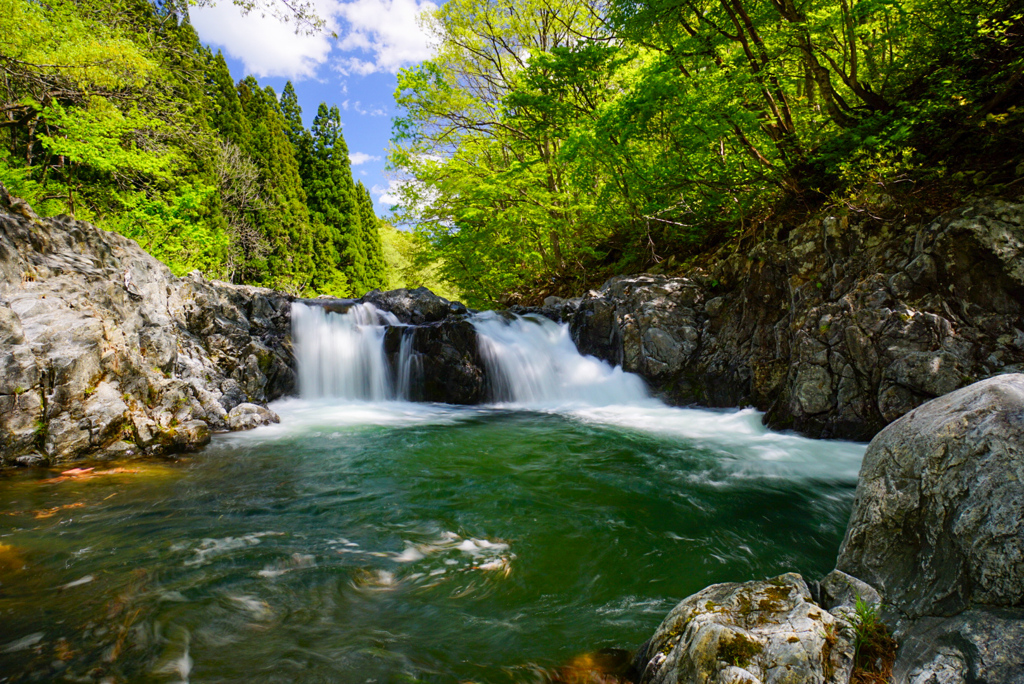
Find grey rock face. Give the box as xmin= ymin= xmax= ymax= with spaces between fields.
xmin=0 ymin=202 xmax=295 ymax=467
xmin=836 ymin=374 xmax=1024 ymax=621
xmin=565 ymin=200 xmax=1024 ymax=440
xmin=382 ymin=319 xmax=487 ymax=404
xmin=895 ymin=609 xmax=1024 ymax=684
xmin=634 ymin=573 xmax=854 ymax=684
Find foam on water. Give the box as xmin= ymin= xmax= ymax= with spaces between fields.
xmin=472 ymin=311 xmax=652 ymax=407
xmin=274 ymin=302 xmax=865 ymax=482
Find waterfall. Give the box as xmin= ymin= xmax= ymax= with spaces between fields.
xmin=291 ymin=302 xmax=397 ymax=400
xmin=291 ymin=302 xmax=648 ymax=407
xmin=471 ymin=312 xmax=650 ymax=406
xmin=396 ymin=328 xmax=423 ymax=401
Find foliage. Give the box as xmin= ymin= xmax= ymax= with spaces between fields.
xmin=0 ymin=0 xmax=390 ymax=296
xmin=850 ymin=595 xmax=897 ymax=684
xmin=380 ymin=223 xmax=462 ymax=302
xmin=391 ymin=0 xmax=1024 ymax=305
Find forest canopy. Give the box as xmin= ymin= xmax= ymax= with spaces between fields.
xmin=390 ymin=0 xmax=1024 ymax=307
xmin=0 ymin=0 xmax=388 ymax=297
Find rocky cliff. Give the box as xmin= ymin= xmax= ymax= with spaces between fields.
xmin=559 ymin=198 xmax=1024 ymax=440
xmin=0 ymin=189 xmax=295 ymax=467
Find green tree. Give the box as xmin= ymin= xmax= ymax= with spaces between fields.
xmin=237 ymin=76 xmax=315 ymax=291
xmin=305 ymin=103 xmax=364 ymax=295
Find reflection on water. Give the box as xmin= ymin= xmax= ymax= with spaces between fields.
xmin=0 ymin=401 xmax=864 ymax=683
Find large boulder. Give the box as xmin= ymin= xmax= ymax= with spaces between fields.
xmin=836 ymin=374 xmax=1024 ymax=620
xmin=0 ymin=191 xmax=296 ymax=467
xmin=633 ymin=573 xmax=855 ymax=684
xmin=834 ymin=374 xmax=1024 ymax=683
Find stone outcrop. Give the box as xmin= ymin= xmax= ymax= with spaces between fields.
xmin=0 ymin=198 xmax=293 ymax=467
xmin=834 ymin=373 xmax=1024 ymax=683
xmin=835 ymin=374 xmax=1024 ymax=621
xmin=562 ymin=199 xmax=1024 ymax=440
xmin=633 ymin=573 xmax=856 ymax=684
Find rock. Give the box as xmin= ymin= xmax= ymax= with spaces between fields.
xmin=634 ymin=573 xmax=854 ymax=684
xmin=227 ymin=403 xmax=280 ymax=431
xmin=360 ymin=286 xmax=468 ymax=324
xmin=894 ymin=608 xmax=1024 ymax=684
xmin=0 ymin=204 xmax=294 ymax=466
xmin=836 ymin=374 xmax=1024 ymax=621
xmin=817 ymin=569 xmax=882 ymax=613
xmin=566 ymin=199 xmax=1024 ymax=440
xmin=384 ymin=319 xmax=486 ymax=404
xmin=172 ymin=420 xmax=210 ymax=451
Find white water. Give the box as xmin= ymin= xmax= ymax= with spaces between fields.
xmin=272 ymin=303 xmax=866 ymax=482
xmin=471 ymin=311 xmax=651 ymax=407
xmin=292 ymin=302 xmax=401 ymax=400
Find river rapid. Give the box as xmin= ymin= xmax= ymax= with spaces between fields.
xmin=0 ymin=307 xmax=864 ymax=683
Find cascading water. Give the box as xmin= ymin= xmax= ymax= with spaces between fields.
xmin=292 ymin=301 xmax=647 ymax=407
xmin=396 ymin=328 xmax=423 ymax=401
xmin=471 ymin=311 xmax=650 ymax=406
xmin=291 ymin=301 xmax=399 ymax=400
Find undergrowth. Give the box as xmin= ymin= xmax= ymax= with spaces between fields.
xmin=850 ymin=596 xmax=897 ymax=684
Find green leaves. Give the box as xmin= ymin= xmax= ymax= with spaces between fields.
xmin=38 ymin=100 xmax=176 ymax=178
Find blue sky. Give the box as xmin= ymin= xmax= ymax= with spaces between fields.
xmin=190 ymin=0 xmax=437 ymax=217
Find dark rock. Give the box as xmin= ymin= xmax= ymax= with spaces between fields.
xmin=384 ymin=319 xmax=487 ymax=404
xmin=360 ymin=286 xmax=468 ymax=324
xmin=567 ymin=199 xmax=1024 ymax=440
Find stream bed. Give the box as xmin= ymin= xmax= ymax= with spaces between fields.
xmin=0 ymin=399 xmax=863 ymax=683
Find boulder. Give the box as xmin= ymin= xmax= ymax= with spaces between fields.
xmin=633 ymin=573 xmax=854 ymax=684
xmin=835 ymin=374 xmax=1024 ymax=621
xmin=0 ymin=196 xmax=295 ymax=467
xmin=227 ymin=403 xmax=280 ymax=431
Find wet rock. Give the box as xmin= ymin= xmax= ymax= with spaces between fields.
xmin=634 ymin=573 xmax=854 ymax=684
xmin=361 ymin=286 xmax=468 ymax=324
xmin=227 ymin=403 xmax=280 ymax=431
xmin=172 ymin=420 xmax=210 ymax=451
xmin=386 ymin=319 xmax=487 ymax=404
xmin=894 ymin=608 xmax=1024 ymax=684
xmin=836 ymin=374 xmax=1024 ymax=621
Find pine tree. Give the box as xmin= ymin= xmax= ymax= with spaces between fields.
xmin=355 ymin=181 xmax=388 ymax=290
xmin=237 ymin=76 xmax=315 ymax=292
xmin=206 ymin=52 xmax=250 ymax=149
xmin=306 ymin=103 xmax=364 ymax=295
xmin=280 ymin=81 xmax=313 ymax=176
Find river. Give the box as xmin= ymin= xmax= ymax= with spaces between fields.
xmin=0 ymin=305 xmax=864 ymax=682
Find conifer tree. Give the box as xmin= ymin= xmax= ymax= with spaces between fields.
xmin=355 ymin=181 xmax=388 ymax=290
xmin=306 ymin=103 xmax=365 ymax=294
xmin=237 ymin=76 xmax=315 ymax=291
xmin=206 ymin=52 xmax=250 ymax=149
xmin=280 ymin=81 xmax=313 ymax=176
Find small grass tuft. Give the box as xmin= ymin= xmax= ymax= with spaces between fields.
xmin=850 ymin=596 xmax=897 ymax=684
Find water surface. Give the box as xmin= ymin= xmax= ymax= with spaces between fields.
xmin=0 ymin=400 xmax=863 ymax=683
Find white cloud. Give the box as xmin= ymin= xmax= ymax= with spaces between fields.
xmin=334 ymin=0 xmax=439 ymax=75
xmin=193 ymin=0 xmax=437 ymax=81
xmin=373 ymin=180 xmax=406 ymax=207
xmin=350 ymin=152 xmax=381 ymax=165
xmin=191 ymin=1 xmax=339 ymax=79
